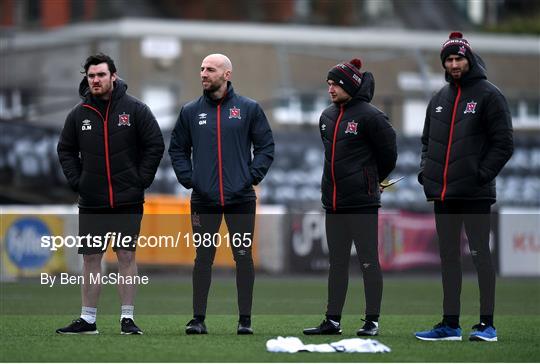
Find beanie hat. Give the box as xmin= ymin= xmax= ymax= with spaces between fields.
xmin=327 ymin=58 xmax=363 ymax=96
xmin=440 ymin=31 xmax=473 ymax=66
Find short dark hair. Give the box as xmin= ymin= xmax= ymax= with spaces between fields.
xmin=82 ymin=53 xmax=117 ymax=75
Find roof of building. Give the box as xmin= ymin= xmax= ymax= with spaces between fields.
xmin=2 ymin=18 xmax=539 ymax=54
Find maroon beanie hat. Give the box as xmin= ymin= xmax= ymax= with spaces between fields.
xmin=440 ymin=31 xmax=473 ymax=66
xmin=327 ymin=58 xmax=363 ymax=96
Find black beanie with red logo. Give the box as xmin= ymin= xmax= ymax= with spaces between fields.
xmin=440 ymin=31 xmax=473 ymax=66
xmin=327 ymin=58 xmax=363 ymax=96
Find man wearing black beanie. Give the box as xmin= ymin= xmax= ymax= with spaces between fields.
xmin=303 ymin=58 xmax=397 ymax=336
xmin=415 ymin=32 xmax=513 ymax=342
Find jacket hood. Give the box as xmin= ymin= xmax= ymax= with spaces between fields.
xmin=351 ymin=71 xmax=375 ymax=103
xmin=79 ymin=77 xmax=128 ymax=101
xmin=445 ymin=52 xmax=487 ymax=85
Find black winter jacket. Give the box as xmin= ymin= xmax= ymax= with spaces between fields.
xmin=419 ymin=54 xmax=513 ymax=202
xmin=169 ymin=82 xmax=274 ymax=206
xmin=320 ymin=72 xmax=397 ymax=211
xmin=57 ymin=78 xmax=165 ymax=208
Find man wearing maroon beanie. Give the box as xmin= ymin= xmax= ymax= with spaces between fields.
xmin=303 ymin=58 xmax=397 ymax=337
xmin=415 ymin=32 xmax=513 ymax=342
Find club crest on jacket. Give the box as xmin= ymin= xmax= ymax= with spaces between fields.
xmin=345 ymin=121 xmax=358 ymax=135
xmin=118 ymin=113 xmax=131 ymax=126
xmin=464 ymin=101 xmax=477 ymax=114
xmin=229 ymin=106 xmax=241 ymax=119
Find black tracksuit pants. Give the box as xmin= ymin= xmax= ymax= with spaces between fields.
xmin=434 ymin=200 xmax=495 ymax=321
xmin=325 ymin=207 xmax=382 ymax=318
xmin=190 ymin=201 xmax=256 ymax=317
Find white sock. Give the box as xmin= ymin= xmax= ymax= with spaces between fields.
xmin=121 ymin=305 xmax=134 ymax=320
xmin=81 ymin=306 xmax=97 ymax=324
xmin=373 ymin=321 xmax=379 ymax=328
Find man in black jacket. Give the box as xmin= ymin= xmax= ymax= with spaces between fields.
xmin=169 ymin=54 xmax=274 ymax=335
xmin=415 ymin=33 xmax=513 ymax=342
xmin=56 ymin=53 xmax=164 ymax=335
xmin=303 ymin=58 xmax=397 ymax=337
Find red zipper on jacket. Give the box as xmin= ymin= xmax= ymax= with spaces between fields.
xmin=440 ymin=84 xmax=461 ymax=201
xmin=83 ymin=100 xmax=114 ymax=208
xmin=216 ymin=94 xmax=227 ymax=207
xmin=330 ymin=105 xmax=345 ymax=211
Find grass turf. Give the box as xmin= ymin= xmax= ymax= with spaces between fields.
xmin=1 ymin=276 xmax=539 ymax=362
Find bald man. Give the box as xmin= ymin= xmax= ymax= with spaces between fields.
xmin=169 ymin=54 xmax=274 ymax=335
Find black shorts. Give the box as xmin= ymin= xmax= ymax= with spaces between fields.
xmin=78 ymin=204 xmax=143 ymax=255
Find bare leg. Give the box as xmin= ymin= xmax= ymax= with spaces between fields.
xmin=81 ymin=253 xmax=104 ymax=307
xmin=116 ymin=250 xmax=137 ymax=305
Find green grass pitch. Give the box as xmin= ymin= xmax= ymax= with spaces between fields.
xmin=1 ymin=276 xmax=539 ymax=362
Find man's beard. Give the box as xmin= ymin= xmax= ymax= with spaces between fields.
xmin=205 ymin=82 xmax=221 ymax=93
xmin=91 ymin=88 xmax=109 ymax=97
xmin=203 ymin=76 xmax=226 ymax=93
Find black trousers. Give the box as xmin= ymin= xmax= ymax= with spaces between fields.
xmin=434 ymin=200 xmax=495 ymax=317
xmin=325 ymin=207 xmax=382 ymax=317
xmin=190 ymin=201 xmax=256 ymax=317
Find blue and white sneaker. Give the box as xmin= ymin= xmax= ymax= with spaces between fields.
xmin=415 ymin=322 xmax=462 ymax=341
xmin=469 ymin=323 xmax=497 ymax=342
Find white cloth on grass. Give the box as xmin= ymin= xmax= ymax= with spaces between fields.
xmin=330 ymin=338 xmax=391 ymax=353
xmin=266 ymin=336 xmax=391 ymax=353
xmin=266 ymin=337 xmax=305 ymax=353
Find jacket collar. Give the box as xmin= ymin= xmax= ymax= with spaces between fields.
xmin=79 ymin=77 xmax=128 ymax=103
xmin=203 ymin=81 xmax=235 ymax=105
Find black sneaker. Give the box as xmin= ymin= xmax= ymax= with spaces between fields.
xmin=56 ymin=318 xmax=99 ymax=335
xmin=303 ymin=319 xmax=342 ymax=335
xmin=237 ymin=318 xmax=253 ymax=335
xmin=186 ymin=318 xmax=208 ymax=335
xmin=357 ymin=319 xmax=379 ymax=336
xmin=121 ymin=318 xmax=143 ymax=335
